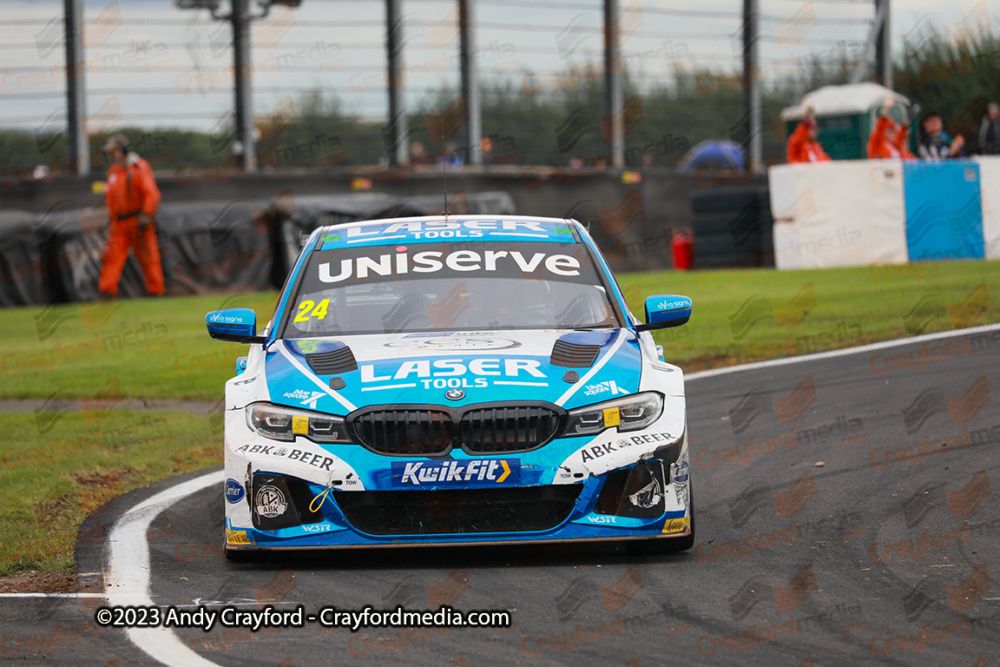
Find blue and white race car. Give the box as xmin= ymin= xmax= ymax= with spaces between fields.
xmin=206 ymin=215 xmax=694 ymax=557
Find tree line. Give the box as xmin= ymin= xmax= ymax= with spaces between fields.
xmin=1 ymin=29 xmax=997 ymax=179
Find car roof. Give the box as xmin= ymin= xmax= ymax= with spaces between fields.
xmin=312 ymin=215 xmax=584 ymax=250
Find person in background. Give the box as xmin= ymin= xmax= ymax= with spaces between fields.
xmin=979 ymin=103 xmax=1000 ymax=155
xmin=916 ymin=109 xmax=965 ymax=160
xmin=868 ymin=97 xmax=915 ymax=160
xmin=786 ymin=107 xmax=831 ymax=164
xmin=98 ymin=133 xmax=164 ymax=298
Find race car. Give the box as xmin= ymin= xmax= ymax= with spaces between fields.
xmin=206 ymin=215 xmax=693 ymax=558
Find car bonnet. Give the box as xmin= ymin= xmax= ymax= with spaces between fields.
xmin=261 ymin=328 xmax=644 ymax=414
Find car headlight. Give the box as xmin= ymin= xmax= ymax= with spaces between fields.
xmin=245 ymin=402 xmax=351 ymax=444
xmin=562 ymin=392 xmax=664 ymax=436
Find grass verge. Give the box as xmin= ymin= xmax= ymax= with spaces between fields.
xmin=0 ymin=410 xmax=221 ymax=577
xmin=1 ymin=262 xmax=998 ymax=402
xmin=0 ymin=260 xmax=997 ymax=579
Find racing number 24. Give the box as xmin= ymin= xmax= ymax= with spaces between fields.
xmin=294 ymin=299 xmax=330 ymax=322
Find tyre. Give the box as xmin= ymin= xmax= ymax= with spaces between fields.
xmin=691 ymin=188 xmax=759 ymax=214
xmin=691 ymin=209 xmax=760 ymax=237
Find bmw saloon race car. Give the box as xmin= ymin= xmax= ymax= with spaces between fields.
xmin=206 ymin=215 xmax=694 ymax=557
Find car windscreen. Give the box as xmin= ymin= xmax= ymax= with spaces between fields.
xmin=280 ymin=240 xmax=622 ymax=337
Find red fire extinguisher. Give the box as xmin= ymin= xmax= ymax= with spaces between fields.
xmin=672 ymin=227 xmax=694 ymax=271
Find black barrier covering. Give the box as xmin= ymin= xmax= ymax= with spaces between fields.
xmin=42 ymin=206 xmax=149 ymax=302
xmin=2 ymin=191 xmax=517 ymax=307
xmin=690 ymin=184 xmax=775 ymax=270
xmin=157 ymin=199 xmax=277 ymax=295
xmin=0 ymin=210 xmax=56 ymax=306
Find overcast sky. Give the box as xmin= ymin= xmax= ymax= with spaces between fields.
xmin=0 ymin=0 xmax=995 ymax=132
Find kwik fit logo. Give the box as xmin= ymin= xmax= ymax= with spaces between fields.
xmin=392 ymin=459 xmax=519 ymax=487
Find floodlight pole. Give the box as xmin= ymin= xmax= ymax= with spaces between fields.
xmin=175 ymin=0 xmax=283 ymax=172
xmin=232 ymin=0 xmax=255 ymax=171
xmin=65 ymin=0 xmax=89 ymax=175
xmin=458 ymin=0 xmax=481 ymax=165
xmin=850 ymin=0 xmax=890 ymax=86
xmin=741 ymin=0 xmax=760 ymax=172
xmin=874 ymin=0 xmax=891 ymax=87
xmin=603 ymin=0 xmax=624 ymax=168
xmin=386 ymin=0 xmax=405 ymax=165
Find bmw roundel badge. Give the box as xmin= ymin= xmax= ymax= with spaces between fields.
xmin=445 ymin=388 xmax=465 ymax=400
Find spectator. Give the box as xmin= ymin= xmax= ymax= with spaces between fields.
xmin=979 ymin=103 xmax=1000 ymax=155
xmin=868 ymin=98 xmax=915 ymax=160
xmin=786 ymin=107 xmax=831 ymax=164
xmin=916 ymin=109 xmax=965 ymax=160
xmin=98 ymin=134 xmax=164 ymax=298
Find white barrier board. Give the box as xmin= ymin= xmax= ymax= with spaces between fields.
xmin=974 ymin=156 xmax=1000 ymax=259
xmin=769 ymin=161 xmax=909 ymax=269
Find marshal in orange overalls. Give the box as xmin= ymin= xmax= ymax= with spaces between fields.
xmin=98 ymin=135 xmax=165 ymax=297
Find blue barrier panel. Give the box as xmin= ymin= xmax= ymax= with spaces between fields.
xmin=903 ymin=161 xmax=984 ymax=261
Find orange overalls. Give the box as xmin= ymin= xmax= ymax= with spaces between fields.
xmin=99 ymin=156 xmax=164 ymax=296
xmin=786 ymin=122 xmax=831 ymax=164
xmin=867 ymin=116 xmax=915 ymax=160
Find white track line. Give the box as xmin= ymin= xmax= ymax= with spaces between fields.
xmin=104 ymin=470 xmax=223 ymax=667
xmin=685 ymin=322 xmax=1000 ymax=382
xmin=0 ymin=593 xmax=106 ymax=598
xmin=97 ymin=321 xmax=1000 ymax=666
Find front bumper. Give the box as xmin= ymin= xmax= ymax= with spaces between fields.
xmin=223 ymin=391 xmax=690 ymax=550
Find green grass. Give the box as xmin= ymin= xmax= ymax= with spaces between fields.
xmin=0 ymin=292 xmax=278 ymax=401
xmin=623 ymin=260 xmax=1000 ymax=370
xmin=1 ymin=261 xmax=998 ymax=578
xmin=0 ymin=410 xmax=222 ymax=576
xmin=1 ymin=263 xmax=997 ymax=402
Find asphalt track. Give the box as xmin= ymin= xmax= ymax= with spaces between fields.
xmin=4 ymin=325 xmax=1000 ymax=665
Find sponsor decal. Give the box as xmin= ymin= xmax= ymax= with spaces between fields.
xmin=656 ymin=298 xmax=690 ymax=311
xmin=226 ymin=529 xmax=250 ymax=545
xmin=662 ymin=517 xmax=689 ymax=534
xmin=225 ymin=478 xmax=245 ymax=504
xmin=580 ymin=439 xmax=632 ymax=463
xmin=361 ymin=357 xmax=547 ymax=391
xmin=584 ymin=380 xmax=628 ymax=397
xmin=330 ymin=219 xmax=559 ymax=243
xmin=672 ymin=459 xmax=689 ymax=504
xmin=255 ymin=484 xmax=288 ymax=519
xmin=587 ymin=515 xmax=617 ymax=524
xmin=671 ymin=460 xmax=689 ymax=485
xmin=235 ymin=444 xmax=335 ymax=471
xmin=391 ymin=459 xmax=519 ymax=487
xmin=301 ymin=523 xmax=332 ymax=533
xmin=283 ymin=389 xmax=325 ymax=409
xmin=578 ymin=432 xmax=676 ymax=464
xmin=386 ymin=335 xmax=521 ymax=350
xmin=318 ymin=248 xmax=582 ymax=284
